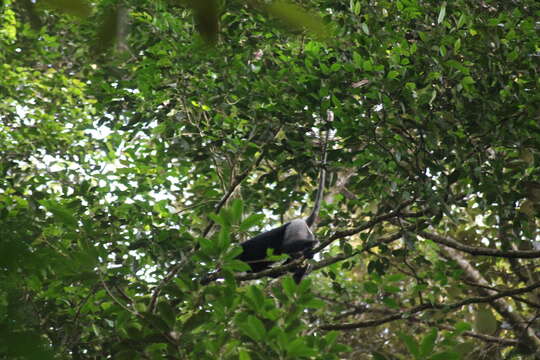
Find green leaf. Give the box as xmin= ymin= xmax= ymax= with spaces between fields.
xmin=231 ymin=199 xmax=244 ymax=223
xmin=454 ymin=321 xmax=472 ymax=333
xmin=226 ymin=259 xmax=251 ymax=272
xmin=157 ymin=302 xmax=176 ymax=328
xmin=198 ymin=237 xmax=216 ymax=255
xmin=145 ymin=314 xmax=170 ymax=332
xmin=382 ymin=297 xmax=399 ymax=309
xmin=419 ymin=328 xmax=437 ymax=356
xmin=239 ymin=349 xmax=252 ymax=360
xmin=352 ymin=51 xmax=363 ymax=67
xmin=437 ymin=2 xmax=447 ymax=24
xmin=474 ymin=307 xmax=497 ymax=335
xmin=330 ymin=63 xmax=341 ymax=72
xmin=361 ymin=23 xmax=369 ymax=35
xmin=39 ymin=199 xmax=78 ymax=228
xmin=286 ymin=339 xmax=317 ymax=357
xmin=182 ymin=311 xmax=210 ymax=332
xmin=352 ymin=1 xmax=361 ymax=16
xmin=454 ymin=38 xmax=461 ymax=52
xmin=382 ymin=285 xmax=400 ymax=293
xmin=246 ymin=285 xmax=266 ymax=310
xmin=220 ymin=208 xmax=234 ymax=227
xmin=363 ymin=281 xmax=378 ymax=294
xmin=282 ymin=276 xmax=296 ymax=298
xmin=305 ymin=298 xmax=325 ymax=309
xmin=387 ymin=70 xmax=399 ymax=80
xmin=239 ymin=214 xmax=265 ymax=232
xmin=456 ymin=13 xmax=466 ymax=28
xmin=225 ymin=247 xmax=245 ymax=261
xmin=461 ymin=76 xmax=475 ymax=86
xmin=218 ymin=227 xmax=231 ymax=251
xmin=244 ymin=315 xmax=266 ymax=341
xmin=399 ymin=332 xmax=420 ymax=358
xmin=208 ymin=213 xmax=227 ymax=227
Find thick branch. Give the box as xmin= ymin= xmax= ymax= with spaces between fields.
xmin=420 ymin=231 xmax=540 ymax=259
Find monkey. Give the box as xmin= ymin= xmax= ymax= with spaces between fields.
xmin=237 ymin=130 xmax=329 ymax=283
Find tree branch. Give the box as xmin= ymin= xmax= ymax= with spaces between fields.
xmin=314 ymin=198 xmax=415 ymax=253
xmin=419 ymin=230 xmax=540 ymax=259
xmin=320 ymin=281 xmax=540 ymax=331
xmin=201 ymin=255 xmax=307 ymax=284
xmin=442 ymin=246 xmax=540 ymax=351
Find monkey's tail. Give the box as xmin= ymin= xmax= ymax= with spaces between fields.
xmin=305 ymin=117 xmax=331 ymax=228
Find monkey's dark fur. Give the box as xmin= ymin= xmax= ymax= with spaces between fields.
xmin=237 ymin=132 xmax=328 ymax=283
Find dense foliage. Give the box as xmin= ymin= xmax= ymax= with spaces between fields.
xmin=1 ymin=0 xmax=540 ymax=359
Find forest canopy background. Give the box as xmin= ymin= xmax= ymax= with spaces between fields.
xmin=1 ymin=0 xmax=540 ymax=359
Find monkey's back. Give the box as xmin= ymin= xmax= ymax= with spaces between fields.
xmin=237 ymin=224 xmax=289 ymax=272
